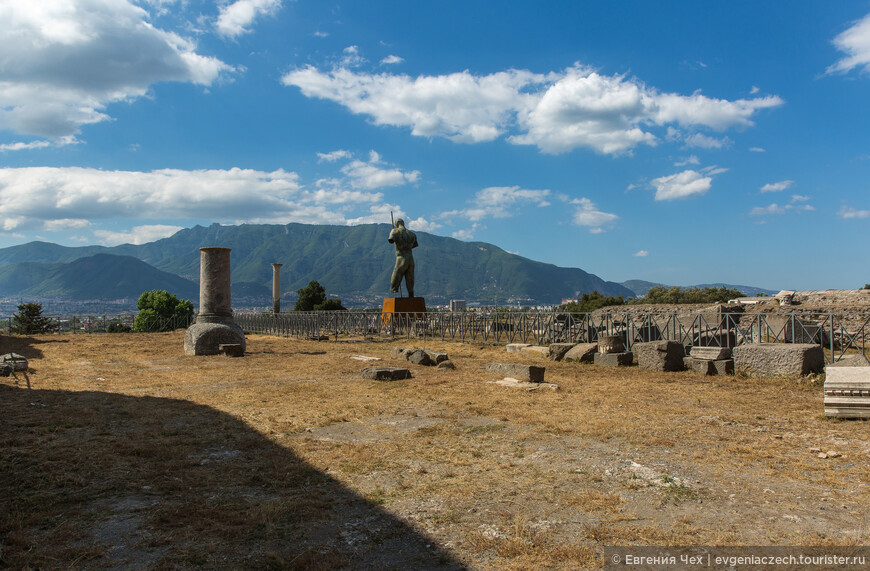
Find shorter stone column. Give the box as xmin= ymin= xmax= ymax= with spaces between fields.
xmin=184 ymin=247 xmax=246 ymax=355
xmin=271 ymin=263 xmax=282 ymax=314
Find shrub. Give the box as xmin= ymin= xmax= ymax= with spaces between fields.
xmin=134 ymin=290 xmax=194 ymax=332
xmin=561 ymin=291 xmax=624 ymax=313
xmin=630 ymin=285 xmax=744 ymax=305
xmin=294 ymin=280 xmax=346 ymax=311
xmin=9 ymin=303 xmax=58 ymax=335
xmin=107 ymin=320 xmax=133 ymax=333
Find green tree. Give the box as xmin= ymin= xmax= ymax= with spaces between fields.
xmin=294 ymin=280 xmax=346 ymax=311
xmin=561 ymin=291 xmax=624 ymax=313
xmin=134 ymin=290 xmax=194 ymax=332
xmin=10 ymin=303 xmax=58 ymax=334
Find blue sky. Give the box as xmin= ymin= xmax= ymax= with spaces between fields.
xmin=1 ymin=1 xmax=868 ymax=291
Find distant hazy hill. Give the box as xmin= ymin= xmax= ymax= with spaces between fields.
xmin=0 ymin=254 xmax=198 ymax=301
xmin=0 ymin=223 xmax=633 ymax=305
xmin=621 ymin=279 xmax=778 ymax=298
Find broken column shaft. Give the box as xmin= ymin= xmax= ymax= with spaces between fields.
xmin=184 ymin=247 xmax=246 ymax=355
xmin=271 ymin=263 xmax=282 ymax=314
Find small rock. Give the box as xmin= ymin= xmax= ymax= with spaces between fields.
xmin=437 ymin=360 xmax=456 ymax=370
xmin=818 ymin=453 xmax=829 ymax=459
xmin=809 ymin=447 xmax=821 ymax=453
xmin=826 ymin=451 xmax=841 ymax=458
xmin=406 ymin=349 xmax=433 ymax=366
xmin=351 ymin=355 xmax=381 ymax=361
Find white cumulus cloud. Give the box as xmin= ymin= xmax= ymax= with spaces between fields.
xmin=0 ymin=0 xmax=233 ymax=141
xmin=216 ymin=0 xmax=282 ymax=39
xmin=571 ymin=198 xmax=618 ymax=232
xmin=282 ymin=63 xmax=782 ymax=155
xmin=380 ymin=55 xmax=404 ymax=65
xmin=633 ymin=250 xmax=649 ymax=257
xmin=827 ymin=12 xmax=870 ymax=75
xmin=760 ymin=180 xmax=794 ymax=193
xmin=651 ymin=170 xmax=713 ymax=201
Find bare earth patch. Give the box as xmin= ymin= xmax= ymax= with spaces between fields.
xmin=1 ymin=332 xmax=868 ymax=569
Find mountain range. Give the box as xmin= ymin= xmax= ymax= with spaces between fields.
xmin=0 ymin=223 xmax=648 ymax=306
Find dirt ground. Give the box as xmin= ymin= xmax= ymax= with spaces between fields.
xmin=1 ymin=332 xmax=868 ymax=569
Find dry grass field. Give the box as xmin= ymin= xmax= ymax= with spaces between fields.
xmin=1 ymin=332 xmax=868 ymax=569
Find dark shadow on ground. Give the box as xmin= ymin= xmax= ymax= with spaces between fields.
xmin=0 ymin=335 xmax=70 ymax=361
xmin=0 ymin=385 xmax=466 ymax=570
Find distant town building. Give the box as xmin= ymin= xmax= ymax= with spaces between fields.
xmin=449 ymin=299 xmax=467 ymax=312
xmin=561 ymin=298 xmax=581 ymax=306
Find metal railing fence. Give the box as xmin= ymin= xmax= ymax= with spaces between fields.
xmin=234 ymin=310 xmax=870 ymax=364
xmin=3 ymin=310 xmax=868 ymax=364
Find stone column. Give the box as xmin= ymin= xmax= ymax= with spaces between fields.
xmin=198 ymin=247 xmax=233 ymax=323
xmin=271 ymin=263 xmax=282 ymax=314
xmin=184 ymin=247 xmax=246 ymax=356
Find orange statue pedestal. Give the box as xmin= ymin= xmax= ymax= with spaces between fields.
xmin=382 ymin=296 xmax=427 ymax=315
xmin=382 ymin=297 xmax=427 ymax=326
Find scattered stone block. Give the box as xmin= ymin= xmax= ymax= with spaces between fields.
xmin=506 ymin=343 xmax=531 ymax=353
xmin=732 ymin=343 xmax=825 ymax=377
xmin=828 ymin=354 xmax=870 ymax=367
xmin=548 ymin=343 xmax=576 ymax=362
xmin=824 ymin=366 xmax=870 ymax=419
xmin=690 ymin=346 xmax=732 ymax=360
xmin=0 ymin=363 xmax=12 ymax=377
xmin=597 ymin=335 xmax=625 ymax=354
xmin=390 ymin=347 xmax=411 ymax=360
xmin=485 ymin=362 xmax=545 ymax=383
xmin=593 ymin=352 xmax=633 ymax=367
xmin=713 ymin=359 xmax=734 ymax=376
xmin=307 ymin=335 xmax=330 ymax=341
xmin=488 ymin=378 xmax=559 ymax=391
xmin=521 ymin=345 xmax=550 ymax=357
xmin=690 ymin=358 xmax=716 ymax=376
xmin=563 ymin=343 xmax=598 ymax=363
xmin=218 ymin=343 xmax=244 ymax=357
xmin=635 ymin=341 xmax=685 ymax=372
xmin=406 ymin=349 xmax=433 ymax=366
xmin=683 ymin=356 xmax=694 ymax=371
xmin=1 ymin=353 xmax=29 ymax=372
xmin=362 ymin=367 xmax=412 ymax=381
xmin=424 ymin=349 xmax=449 ymax=364
xmin=437 ymin=360 xmax=456 ymax=370
xmin=351 ymin=355 xmax=382 ymax=361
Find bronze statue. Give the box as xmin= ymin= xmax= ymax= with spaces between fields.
xmin=388 ymin=218 xmax=418 ymax=297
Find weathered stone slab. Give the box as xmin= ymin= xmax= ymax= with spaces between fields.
xmin=306 ymin=335 xmax=330 ymax=341
xmin=362 ymin=367 xmax=412 ymax=381
xmin=488 ymin=378 xmax=559 ymax=391
xmin=824 ymin=367 xmax=870 ymax=419
xmin=828 ymin=354 xmax=870 ymax=367
xmin=690 ymin=358 xmax=715 ymax=375
xmin=1 ymin=353 xmax=29 ymax=372
xmin=635 ymin=341 xmax=685 ymax=372
xmin=598 ymin=335 xmax=625 ymax=354
xmin=218 ymin=343 xmax=244 ymax=357
xmin=594 ymin=352 xmax=633 ymax=367
xmin=351 ymin=355 xmax=382 ymax=361
xmin=437 ymin=360 xmax=455 ymax=370
xmin=0 ymin=363 xmax=12 ymax=377
xmin=485 ymin=362 xmax=545 ymax=383
xmin=732 ymin=343 xmax=825 ymax=377
xmin=548 ymin=343 xmax=576 ymax=362
xmin=506 ymin=343 xmax=532 ymax=353
xmin=690 ymin=346 xmax=732 ymax=361
xmin=563 ymin=343 xmax=598 ymax=364
xmin=521 ymin=346 xmax=550 ymax=357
